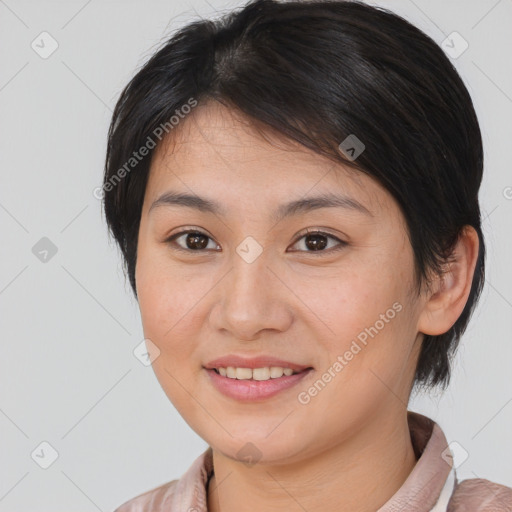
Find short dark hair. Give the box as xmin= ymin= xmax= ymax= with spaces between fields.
xmin=103 ymin=0 xmax=485 ymax=392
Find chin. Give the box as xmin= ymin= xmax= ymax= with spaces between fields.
xmin=206 ymin=429 xmax=310 ymax=467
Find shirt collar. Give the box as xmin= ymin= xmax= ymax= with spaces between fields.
xmin=169 ymin=410 xmax=455 ymax=512
xmin=377 ymin=411 xmax=455 ymax=511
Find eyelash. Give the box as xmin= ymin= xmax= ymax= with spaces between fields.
xmin=164 ymin=228 xmax=348 ymax=255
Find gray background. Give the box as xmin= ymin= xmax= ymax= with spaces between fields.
xmin=0 ymin=0 xmax=511 ymax=510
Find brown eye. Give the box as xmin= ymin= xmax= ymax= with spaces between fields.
xmin=167 ymin=230 xmax=219 ymax=252
xmin=289 ymin=230 xmax=347 ymax=254
xmin=303 ymin=233 xmax=328 ymax=251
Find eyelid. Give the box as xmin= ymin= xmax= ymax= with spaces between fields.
xmin=294 ymin=227 xmax=345 ymax=240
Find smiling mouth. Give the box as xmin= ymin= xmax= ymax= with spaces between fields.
xmin=212 ymin=366 xmax=312 ymax=381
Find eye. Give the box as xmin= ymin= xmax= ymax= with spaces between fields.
xmin=166 ymin=229 xmax=220 ymax=252
xmin=164 ymin=228 xmax=347 ymax=255
xmin=288 ymin=229 xmax=347 ymax=254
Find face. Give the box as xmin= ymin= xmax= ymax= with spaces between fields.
xmin=135 ymin=101 xmax=426 ymax=465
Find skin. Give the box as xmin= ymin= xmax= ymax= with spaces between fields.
xmin=135 ymin=101 xmax=479 ymax=512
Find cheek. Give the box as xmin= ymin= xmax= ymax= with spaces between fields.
xmin=296 ymin=263 xmax=414 ymax=377
xmin=135 ymin=251 xmax=206 ymax=359
xmin=135 ymin=255 xmax=211 ymax=414
xmin=294 ymin=265 xmax=398 ymax=337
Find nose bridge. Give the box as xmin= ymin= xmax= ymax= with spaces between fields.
xmin=213 ymin=241 xmax=291 ymax=339
xmin=230 ymin=233 xmax=270 ymax=297
xmin=227 ymin=245 xmax=273 ymax=313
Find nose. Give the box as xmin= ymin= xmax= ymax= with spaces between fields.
xmin=209 ymin=251 xmax=293 ymax=341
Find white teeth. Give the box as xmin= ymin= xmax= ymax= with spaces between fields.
xmin=252 ymin=367 xmax=270 ymax=380
xmin=235 ymin=367 xmax=252 ymax=380
xmin=270 ymin=366 xmax=284 ymax=378
xmin=215 ymin=366 xmax=299 ymax=381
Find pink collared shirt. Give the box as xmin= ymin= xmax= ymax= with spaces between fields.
xmin=113 ymin=411 xmax=512 ymax=511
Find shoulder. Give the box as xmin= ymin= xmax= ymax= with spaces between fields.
xmin=113 ymin=479 xmax=179 ymax=512
xmin=448 ymin=477 xmax=512 ymax=511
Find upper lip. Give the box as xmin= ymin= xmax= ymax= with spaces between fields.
xmin=204 ymin=355 xmax=312 ymax=371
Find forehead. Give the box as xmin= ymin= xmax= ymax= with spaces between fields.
xmin=147 ymin=101 xmax=392 ymax=217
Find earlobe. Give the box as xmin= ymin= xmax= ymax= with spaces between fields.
xmin=417 ymin=226 xmax=480 ymax=336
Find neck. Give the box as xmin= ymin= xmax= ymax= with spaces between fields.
xmin=207 ymin=409 xmax=417 ymax=512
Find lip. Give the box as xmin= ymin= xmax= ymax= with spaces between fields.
xmin=204 ymin=355 xmax=312 ymax=372
xmin=203 ymin=355 xmax=314 ymax=402
xmin=205 ymin=368 xmax=313 ymax=401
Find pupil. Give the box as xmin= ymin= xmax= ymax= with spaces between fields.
xmin=306 ymin=234 xmax=327 ymax=251
xmin=187 ymin=232 xmax=208 ymax=250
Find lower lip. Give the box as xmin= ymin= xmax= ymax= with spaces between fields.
xmin=205 ymin=368 xmax=313 ymax=401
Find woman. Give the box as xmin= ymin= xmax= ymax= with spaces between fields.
xmin=103 ymin=0 xmax=512 ymax=510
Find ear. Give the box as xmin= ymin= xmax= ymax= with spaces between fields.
xmin=417 ymin=226 xmax=480 ymax=336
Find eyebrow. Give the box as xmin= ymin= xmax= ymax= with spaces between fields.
xmin=148 ymin=190 xmax=373 ymax=221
